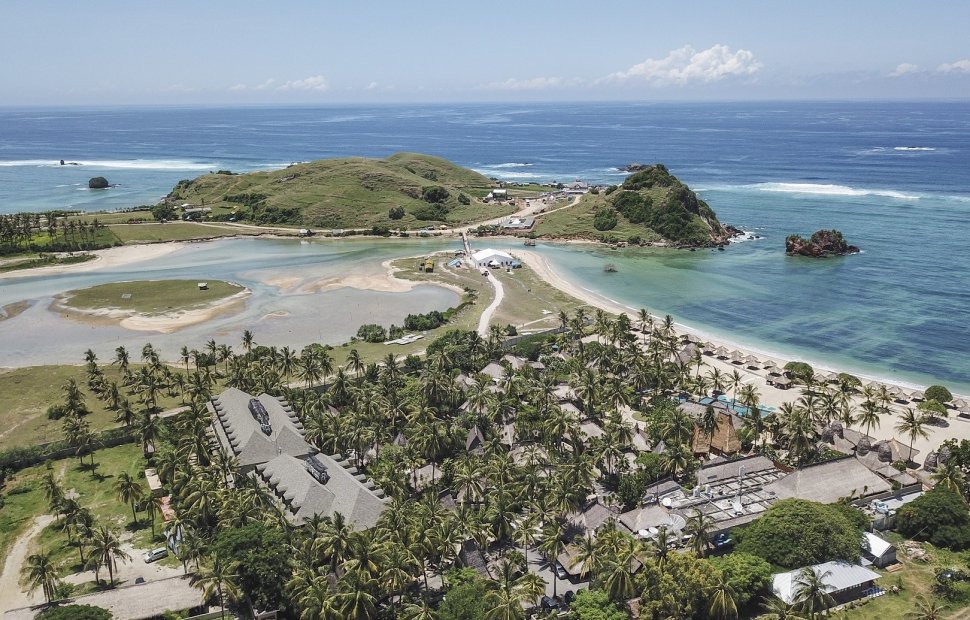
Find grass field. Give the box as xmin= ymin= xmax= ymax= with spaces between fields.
xmin=107 ymin=222 xmax=243 ymax=243
xmin=490 ymin=263 xmax=582 ymax=329
xmin=0 ymin=364 xmax=189 ymax=451
xmin=62 ymin=279 xmax=244 ymax=315
xmin=0 ymin=254 xmax=96 ymax=273
xmin=531 ymin=192 xmax=663 ymax=243
xmin=1 ymin=443 xmax=169 ymax=588
xmin=841 ymin=534 xmax=970 ymax=618
xmin=169 ymin=153 xmax=509 ymax=229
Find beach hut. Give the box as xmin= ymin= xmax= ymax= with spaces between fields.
xmin=714 ymin=346 xmax=729 ymax=359
xmin=743 ymin=354 xmax=760 ymax=369
xmin=763 ymin=360 xmax=779 ymax=374
xmin=771 ymin=376 xmax=793 ymax=390
xmin=910 ymin=390 xmax=925 ymax=402
xmin=952 ymin=398 xmax=969 ymax=410
xmin=730 ymin=350 xmax=744 ymax=364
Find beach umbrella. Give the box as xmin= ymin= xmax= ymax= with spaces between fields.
xmin=731 ymin=350 xmax=744 ymax=362
xmin=910 ymin=390 xmax=925 ymax=401
xmin=953 ymin=398 xmax=969 ymax=409
xmin=886 ymin=385 xmax=902 ymax=397
xmin=715 ymin=346 xmax=729 ymax=358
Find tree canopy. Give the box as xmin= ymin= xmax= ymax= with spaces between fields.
xmin=924 ymin=385 xmax=953 ymax=404
xmin=734 ymin=499 xmax=865 ymax=568
xmin=896 ymin=486 xmax=970 ymax=550
xmin=709 ymin=552 xmax=773 ymax=609
xmin=570 ymin=588 xmax=629 ymax=620
xmin=37 ymin=604 xmax=111 ymax=620
xmin=211 ymin=522 xmax=291 ymax=612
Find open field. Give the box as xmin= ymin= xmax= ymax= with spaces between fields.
xmin=108 ymin=222 xmax=242 ymax=243
xmin=842 ymin=534 xmax=970 ymax=618
xmin=169 ymin=153 xmax=510 ymax=229
xmin=61 ymin=279 xmax=245 ymax=315
xmin=0 ymin=443 xmax=170 ymax=591
xmin=0 ymin=364 xmax=189 ymax=451
xmin=532 ymin=192 xmax=663 ymax=243
xmin=0 ymin=254 xmax=96 ymax=274
xmin=489 ymin=262 xmax=582 ymax=330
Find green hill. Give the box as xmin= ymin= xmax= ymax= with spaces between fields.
xmin=164 ymin=153 xmax=505 ymax=229
xmin=534 ymin=164 xmax=727 ymax=246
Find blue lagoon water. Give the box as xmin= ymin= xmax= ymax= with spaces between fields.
xmin=1 ymin=102 xmax=967 ymax=390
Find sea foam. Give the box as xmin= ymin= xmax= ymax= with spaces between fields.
xmin=752 ymin=182 xmax=920 ymax=201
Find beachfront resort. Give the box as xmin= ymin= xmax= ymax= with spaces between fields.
xmin=1 ymin=288 xmax=968 ymax=619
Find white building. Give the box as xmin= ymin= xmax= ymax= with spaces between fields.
xmin=472 ymin=248 xmax=515 ymax=268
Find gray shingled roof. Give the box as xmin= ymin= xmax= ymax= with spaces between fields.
xmin=696 ymin=455 xmax=778 ymax=486
xmin=256 ymin=453 xmax=388 ymax=529
xmin=209 ymin=388 xmax=312 ymax=468
xmin=764 ymin=457 xmax=891 ymax=504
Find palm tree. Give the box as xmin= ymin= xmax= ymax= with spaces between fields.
xmin=191 ymin=554 xmax=241 ymax=617
xmin=757 ymin=596 xmax=805 ymax=619
xmin=906 ymin=595 xmax=947 ymax=620
xmin=347 ymin=348 xmax=365 ymax=379
xmin=144 ymin=494 xmax=163 ymax=538
xmin=241 ymin=329 xmax=254 ymax=353
xmin=90 ymin=525 xmax=131 ymax=586
xmin=116 ymin=472 xmax=145 ymax=525
xmin=730 ymin=370 xmax=743 ymax=408
xmin=857 ymin=400 xmax=881 ymax=439
xmin=895 ymin=408 xmax=929 ymax=466
xmin=537 ymin=520 xmax=566 ymax=599
xmin=792 ymin=566 xmax=834 ymax=619
xmin=685 ymin=509 xmax=714 ymax=557
xmin=708 ymin=572 xmax=739 ymax=620
xmin=22 ymin=552 xmax=62 ymax=603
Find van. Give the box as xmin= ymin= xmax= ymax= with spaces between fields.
xmin=143 ymin=547 xmax=168 ymax=563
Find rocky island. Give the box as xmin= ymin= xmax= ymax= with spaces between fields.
xmin=88 ymin=176 xmax=110 ymax=189
xmin=786 ymin=229 xmax=860 ymax=257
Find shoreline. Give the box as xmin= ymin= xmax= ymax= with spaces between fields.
xmin=51 ymin=288 xmax=251 ymax=334
xmin=514 ymin=248 xmax=967 ymax=400
xmin=0 ymin=242 xmax=188 ymax=280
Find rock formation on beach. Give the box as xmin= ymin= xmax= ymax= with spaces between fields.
xmin=785 ymin=229 xmax=859 ymax=257
xmin=88 ymin=176 xmax=110 ymax=189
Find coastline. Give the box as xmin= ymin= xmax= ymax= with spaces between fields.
xmin=0 ymin=242 xmax=187 ymax=280
xmin=515 ymin=248 xmax=967 ymax=400
xmin=51 ymin=288 xmax=251 ymax=334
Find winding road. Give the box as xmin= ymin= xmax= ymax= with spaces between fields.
xmin=0 ymin=515 xmax=54 ymax=612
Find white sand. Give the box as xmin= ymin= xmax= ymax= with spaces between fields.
xmin=0 ymin=243 xmax=187 ymax=281
xmin=515 ymin=248 xmax=970 ymax=458
xmin=55 ymin=289 xmax=251 ymax=334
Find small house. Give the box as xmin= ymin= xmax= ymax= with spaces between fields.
xmin=197 ymin=282 xmax=208 ymax=290
xmin=772 ymin=561 xmax=881 ymax=606
xmin=863 ymin=531 xmax=897 ymax=568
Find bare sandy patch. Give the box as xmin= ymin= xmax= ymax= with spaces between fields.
xmin=0 ymin=243 xmax=187 ymax=281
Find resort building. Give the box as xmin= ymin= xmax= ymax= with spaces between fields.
xmin=862 ymin=531 xmax=897 ymax=568
xmin=255 ymin=452 xmax=389 ymax=529
xmin=208 ymin=388 xmax=388 ymax=529
xmin=772 ymin=561 xmax=882 ymax=606
xmin=208 ymin=387 xmax=312 ymax=472
xmin=472 ymin=248 xmax=516 ymax=268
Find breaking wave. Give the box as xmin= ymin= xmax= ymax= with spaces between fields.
xmin=0 ymin=158 xmax=217 ymax=170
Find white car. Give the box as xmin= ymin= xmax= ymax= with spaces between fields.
xmin=143 ymin=547 xmax=168 ymax=563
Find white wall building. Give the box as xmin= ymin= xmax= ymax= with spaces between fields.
xmin=472 ymin=248 xmax=515 ymax=268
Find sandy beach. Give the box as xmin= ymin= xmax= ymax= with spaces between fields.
xmin=515 ymin=248 xmax=969 ymax=459
xmin=0 ymin=242 xmax=187 ymax=280
xmin=263 ymin=256 xmax=466 ymax=296
xmin=52 ymin=289 xmax=251 ymax=334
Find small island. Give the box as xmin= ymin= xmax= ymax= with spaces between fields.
xmin=54 ymin=279 xmax=249 ymax=332
xmin=785 ymin=229 xmax=860 ymax=257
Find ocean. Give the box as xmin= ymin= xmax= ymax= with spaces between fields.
xmin=1 ymin=102 xmax=968 ymax=391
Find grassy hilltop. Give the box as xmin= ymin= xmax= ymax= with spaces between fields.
xmin=165 ymin=152 xmax=508 ymax=229
xmin=534 ymin=164 xmax=727 ymax=246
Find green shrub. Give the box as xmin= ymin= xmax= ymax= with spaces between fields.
xmin=355 ymin=324 xmax=387 ymax=343
xmin=925 ymin=385 xmax=953 ymax=403
xmin=38 ymin=604 xmax=110 ymax=620
xmin=896 ymin=486 xmax=970 ymax=550
xmin=593 ymin=207 xmax=618 ymax=231
xmin=784 ymin=361 xmax=815 ymax=382
xmin=421 ymin=185 xmax=450 ymax=203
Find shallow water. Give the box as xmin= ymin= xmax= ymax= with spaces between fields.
xmin=0 ymin=237 xmax=460 ymax=366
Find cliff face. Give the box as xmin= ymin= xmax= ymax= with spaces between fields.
xmin=785 ymin=230 xmax=860 ymax=257
xmin=607 ymin=164 xmax=728 ymax=246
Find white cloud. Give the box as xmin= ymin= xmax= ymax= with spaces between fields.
xmin=255 ymin=78 xmax=276 ymax=91
xmin=228 ymin=78 xmax=275 ymax=92
xmin=889 ymin=63 xmax=919 ymax=77
xmin=937 ymin=59 xmax=970 ymax=73
xmin=229 ymin=83 xmax=247 ymax=92
xmin=482 ymin=76 xmax=581 ymax=91
xmin=606 ymin=44 xmax=761 ymax=85
xmin=366 ymin=81 xmax=379 ymax=90
xmin=277 ymin=75 xmax=329 ymax=92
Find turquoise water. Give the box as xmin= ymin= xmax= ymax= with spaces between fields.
xmin=0 ymin=102 xmax=967 ymax=392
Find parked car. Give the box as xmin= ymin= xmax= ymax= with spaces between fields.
xmin=563 ymin=590 xmax=575 ymax=606
xmin=540 ymin=596 xmax=561 ymax=610
xmin=143 ymin=547 xmax=168 ymax=563
xmin=554 ymin=562 xmax=568 ymax=580
xmin=712 ymin=533 xmax=732 ymax=549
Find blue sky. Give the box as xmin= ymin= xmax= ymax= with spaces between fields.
xmin=3 ymin=1 xmax=969 ymax=104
